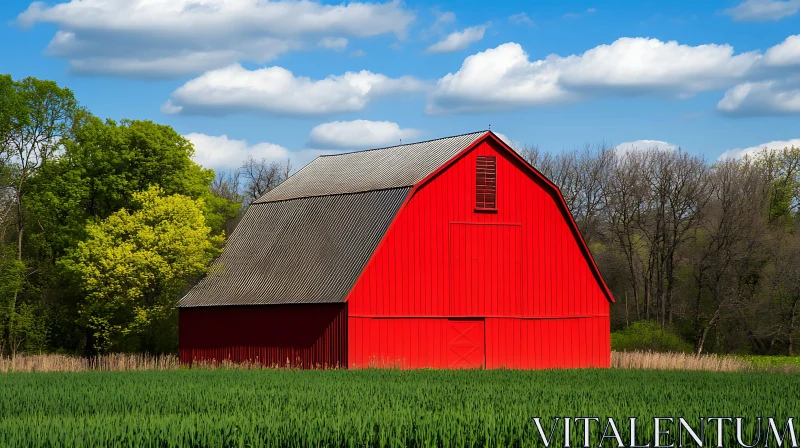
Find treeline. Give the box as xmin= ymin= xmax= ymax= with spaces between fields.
xmin=0 ymin=75 xmax=289 ymax=357
xmin=2 ymin=74 xmax=798 ymax=358
xmin=521 ymin=142 xmax=800 ymax=355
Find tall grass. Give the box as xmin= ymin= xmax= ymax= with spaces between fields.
xmin=0 ymin=353 xmax=181 ymax=373
xmin=611 ymin=350 xmax=752 ymax=372
xmin=2 ymin=351 xmax=798 ymax=373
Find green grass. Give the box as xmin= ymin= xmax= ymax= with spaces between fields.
xmin=0 ymin=369 xmax=798 ymax=447
xmin=742 ymin=355 xmax=800 ymax=370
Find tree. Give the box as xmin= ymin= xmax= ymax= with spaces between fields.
xmin=28 ymin=115 xmax=239 ymax=258
xmin=240 ymin=156 xmax=292 ymax=203
xmin=754 ymin=146 xmax=800 ymax=225
xmin=209 ymin=170 xmax=245 ymax=236
xmin=63 ymin=186 xmax=223 ymax=354
xmin=0 ymin=248 xmax=25 ymax=357
xmin=2 ymin=77 xmax=78 ymax=260
xmin=688 ymin=159 xmax=769 ymax=354
xmin=0 ymin=76 xmax=77 ymax=358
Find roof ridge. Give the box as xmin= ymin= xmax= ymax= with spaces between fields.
xmin=251 ymin=186 xmax=413 ymax=205
xmin=318 ymin=130 xmax=488 ymax=158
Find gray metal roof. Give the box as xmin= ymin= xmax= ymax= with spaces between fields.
xmin=178 ymin=187 xmax=410 ymax=307
xmin=254 ymin=131 xmax=487 ymax=203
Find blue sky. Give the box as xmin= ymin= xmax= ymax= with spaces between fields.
xmin=2 ymin=0 xmax=800 ymax=171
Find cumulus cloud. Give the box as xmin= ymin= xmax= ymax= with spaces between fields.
xmin=318 ymin=37 xmax=348 ymax=52
xmin=558 ymin=38 xmax=758 ymax=93
xmin=427 ymin=36 xmax=800 ymax=115
xmin=164 ymin=64 xmax=426 ymax=116
xmin=428 ymin=43 xmax=572 ymax=114
xmin=718 ymin=138 xmax=800 ymax=160
xmin=614 ymin=140 xmax=677 ymax=153
xmin=426 ymin=26 xmax=487 ymax=53
xmin=17 ymin=0 xmax=414 ymax=78
xmin=185 ymin=133 xmax=291 ymax=170
xmin=186 ymin=133 xmax=335 ymax=171
xmin=717 ymin=78 xmax=800 ymax=116
xmin=763 ymin=34 xmax=800 ymax=67
xmin=715 ymin=34 xmax=800 ymax=116
xmin=723 ymin=0 xmax=800 ymax=22
xmin=308 ymin=120 xmax=421 ymax=148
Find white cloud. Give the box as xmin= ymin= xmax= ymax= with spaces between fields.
xmin=718 ymin=138 xmax=800 ymax=160
xmin=185 ymin=133 xmax=291 ymax=170
xmin=164 ymin=63 xmax=426 ymax=116
xmin=558 ymin=38 xmax=758 ymax=93
xmin=716 ymin=35 xmax=800 ymax=116
xmin=186 ymin=132 xmax=335 ymax=171
xmin=17 ymin=0 xmax=414 ymax=78
xmin=493 ymin=132 xmax=522 ymax=150
xmin=350 ymin=49 xmax=367 ymax=57
xmin=318 ymin=37 xmax=348 ymax=52
xmin=160 ymin=100 xmax=183 ymax=115
xmin=428 ymin=43 xmax=571 ymax=114
xmin=426 ymin=26 xmax=487 ymax=54
xmin=614 ymin=140 xmax=677 ymax=153
xmin=724 ymin=0 xmax=800 ymax=22
xmin=763 ymin=34 xmax=800 ymax=67
xmin=421 ymin=8 xmax=456 ymax=40
xmin=717 ymin=79 xmax=800 ymax=116
xmin=433 ymin=10 xmax=456 ymax=26
xmin=308 ymin=120 xmax=421 ymax=148
xmin=428 ymin=38 xmax=766 ymax=114
xmin=508 ymin=12 xmax=534 ymax=26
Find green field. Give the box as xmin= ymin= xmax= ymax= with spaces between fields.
xmin=0 ymin=369 xmax=798 ymax=447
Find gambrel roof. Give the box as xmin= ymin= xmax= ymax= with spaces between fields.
xmin=178 ymin=188 xmax=408 ymax=307
xmin=253 ymin=131 xmax=486 ymax=203
xmin=178 ymin=130 xmax=614 ymax=308
xmin=178 ymin=132 xmax=487 ymax=308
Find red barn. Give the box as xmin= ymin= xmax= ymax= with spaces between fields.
xmin=178 ymin=131 xmax=614 ymax=369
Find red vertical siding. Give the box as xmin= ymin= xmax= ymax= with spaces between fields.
xmin=179 ymin=304 xmax=347 ymax=368
xmin=346 ymin=137 xmax=611 ymax=369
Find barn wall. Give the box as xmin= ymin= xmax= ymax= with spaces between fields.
xmin=179 ymin=304 xmax=347 ymax=368
xmin=348 ymin=316 xmax=609 ymax=369
xmin=484 ymin=316 xmax=610 ymax=369
xmin=346 ymin=138 xmax=610 ymax=369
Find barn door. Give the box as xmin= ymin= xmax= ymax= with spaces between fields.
xmin=449 ymin=223 xmax=522 ymax=316
xmin=447 ymin=319 xmax=485 ymax=369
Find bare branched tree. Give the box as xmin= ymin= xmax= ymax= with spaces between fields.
xmin=240 ymin=156 xmax=292 ymax=203
xmin=211 ymin=170 xmax=243 ymax=203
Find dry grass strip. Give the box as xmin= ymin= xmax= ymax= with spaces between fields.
xmin=611 ymin=350 xmax=752 ymax=372
xmin=1 ymin=351 xmax=794 ymax=373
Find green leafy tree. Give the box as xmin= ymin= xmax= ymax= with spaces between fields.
xmin=0 ymin=249 xmax=25 ymax=357
xmin=754 ymin=146 xmax=800 ymax=224
xmin=63 ymin=186 xmax=222 ymax=354
xmin=28 ymin=116 xmax=239 ymax=259
xmin=0 ymin=76 xmax=77 ymax=357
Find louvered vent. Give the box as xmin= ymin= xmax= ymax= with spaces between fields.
xmin=476 ymin=156 xmax=497 ymax=210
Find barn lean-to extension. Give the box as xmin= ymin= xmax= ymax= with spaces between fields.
xmin=178 ymin=130 xmax=614 ymax=369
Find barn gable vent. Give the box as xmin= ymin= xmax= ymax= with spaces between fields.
xmin=476 ymin=156 xmax=497 ymax=210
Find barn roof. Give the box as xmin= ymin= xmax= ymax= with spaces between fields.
xmin=178 ymin=129 xmax=614 ymax=307
xmin=177 ymin=187 xmax=409 ymax=307
xmin=254 ymin=131 xmax=487 ymax=203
